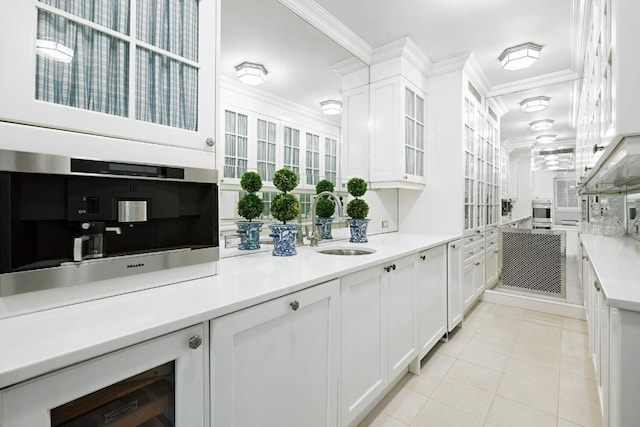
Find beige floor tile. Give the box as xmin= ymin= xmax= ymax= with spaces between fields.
xmin=438 ymin=334 xmax=471 ymax=358
xmin=519 ymin=320 xmax=563 ymax=341
xmin=420 ymin=352 xmax=456 ymax=376
xmin=510 ymin=339 xmax=561 ymax=369
xmin=477 ymin=320 xmax=521 ymax=341
xmin=490 ymin=304 xmax=526 ymax=319
xmin=405 ymin=371 xmax=443 ymax=398
xmin=446 ymin=359 xmax=503 ymax=393
xmin=459 ymin=342 xmax=509 ymax=372
xmin=496 ymin=374 xmax=559 ymax=416
xmin=430 ymin=377 xmax=494 ymax=419
xmin=503 ymin=356 xmax=560 ymax=389
xmin=562 ymin=317 xmax=588 ymax=333
xmin=561 ymin=330 xmax=590 ymax=359
xmin=410 ymin=399 xmax=484 ymax=427
xmin=524 ymin=310 xmax=565 ymax=327
xmin=359 ymin=412 xmax=408 ymax=427
xmin=559 ymin=371 xmax=599 ymax=403
xmin=560 ymin=353 xmax=595 ymax=380
xmin=559 ymin=392 xmax=603 ymax=427
xmin=381 ymin=388 xmax=428 ymax=425
xmin=486 ymin=395 xmax=557 ymax=427
xmin=466 ymin=332 xmax=515 ymax=356
xmin=515 ymin=329 xmax=562 ymax=352
xmin=557 ymin=417 xmax=584 ymax=427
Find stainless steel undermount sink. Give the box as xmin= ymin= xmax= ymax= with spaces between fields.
xmin=316 ymin=247 xmax=376 ymax=256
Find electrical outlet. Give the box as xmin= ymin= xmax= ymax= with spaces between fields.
xmin=224 ymin=234 xmax=241 ymax=248
xmin=381 ymin=220 xmax=389 ymax=229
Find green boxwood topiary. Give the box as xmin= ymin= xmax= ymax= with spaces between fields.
xmin=316 ymin=197 xmax=336 ymax=218
xmin=346 ymin=177 xmax=369 ymax=220
xmin=237 ymin=171 xmax=264 ymax=221
xmin=315 ymin=179 xmax=335 ymax=194
xmin=270 ymin=168 xmax=300 ymax=223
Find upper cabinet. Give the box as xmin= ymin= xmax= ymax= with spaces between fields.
xmin=577 ymin=0 xmax=640 ymax=191
xmin=367 ymin=38 xmax=428 ymax=190
xmin=0 ymin=0 xmax=216 ymax=152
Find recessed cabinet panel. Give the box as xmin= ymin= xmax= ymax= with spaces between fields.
xmin=416 ymin=245 xmax=447 ymax=357
xmin=211 ymin=280 xmax=339 ymax=427
xmin=387 ymin=256 xmax=418 ymax=377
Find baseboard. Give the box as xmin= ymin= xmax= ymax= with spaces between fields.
xmin=481 ymin=290 xmax=586 ymax=320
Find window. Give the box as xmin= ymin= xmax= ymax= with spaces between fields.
xmin=299 ymin=194 xmax=312 ymax=221
xmin=306 ymin=132 xmax=320 ymax=186
xmin=35 ymin=0 xmax=199 ymax=130
xmin=262 ymin=192 xmax=275 ymax=218
xmin=257 ymin=119 xmax=277 ymax=181
xmin=555 ymin=178 xmax=580 ymax=209
xmin=324 ymin=137 xmax=337 ymax=185
xmin=283 ymin=126 xmax=300 ymax=176
xmin=224 ymin=110 xmax=248 ymax=178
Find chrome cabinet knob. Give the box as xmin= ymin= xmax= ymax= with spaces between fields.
xmin=189 ymin=335 xmax=203 ymax=350
xmin=594 ymin=281 xmax=601 ymax=292
xmin=205 ymin=137 xmax=215 ymax=147
xmin=420 ymin=255 xmax=426 ymax=261
xmin=290 ymin=300 xmax=300 ymax=311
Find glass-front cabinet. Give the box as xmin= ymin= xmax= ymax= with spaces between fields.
xmin=0 ymin=0 xmax=216 ymax=151
xmin=0 ymin=324 xmax=206 ymax=426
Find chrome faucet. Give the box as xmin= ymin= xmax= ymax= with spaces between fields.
xmin=308 ymin=191 xmax=342 ymax=247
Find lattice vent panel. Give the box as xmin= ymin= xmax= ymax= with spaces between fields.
xmin=501 ymin=231 xmax=564 ymax=296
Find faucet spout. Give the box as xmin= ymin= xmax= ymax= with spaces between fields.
xmin=308 ymin=191 xmax=342 ymax=247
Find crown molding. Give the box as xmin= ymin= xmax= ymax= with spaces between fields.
xmin=370 ymin=36 xmax=432 ymax=74
xmin=220 ymin=76 xmax=341 ymax=128
xmin=487 ymin=69 xmax=580 ymax=98
xmin=276 ymin=0 xmax=373 ymax=65
xmin=332 ymin=56 xmax=368 ymax=75
xmin=427 ymin=52 xmax=470 ymax=77
xmin=464 ymin=52 xmax=491 ymax=96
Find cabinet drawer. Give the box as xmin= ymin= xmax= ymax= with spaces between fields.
xmin=464 ymin=245 xmax=485 ymax=263
xmin=464 ymin=233 xmax=485 ymax=247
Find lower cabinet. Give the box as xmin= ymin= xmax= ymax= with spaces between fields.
xmin=416 ymin=245 xmax=447 ymax=357
xmin=447 ymin=239 xmax=464 ymax=332
xmin=485 ymin=246 xmax=500 ymax=287
xmin=463 ymin=254 xmax=485 ymax=310
xmin=211 ymin=280 xmax=340 ymax=427
xmin=0 ymin=324 xmax=207 ymax=427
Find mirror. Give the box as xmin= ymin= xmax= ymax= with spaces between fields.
xmin=218 ymin=0 xmax=373 ymax=257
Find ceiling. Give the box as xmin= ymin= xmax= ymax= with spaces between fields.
xmin=221 ymin=0 xmax=583 ymax=168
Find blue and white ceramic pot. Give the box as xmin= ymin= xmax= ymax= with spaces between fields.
xmin=269 ymin=223 xmax=300 ymax=256
xmin=347 ymin=218 xmax=370 ymax=243
xmin=317 ymin=217 xmax=333 ymax=240
xmin=236 ymin=221 xmax=263 ymax=250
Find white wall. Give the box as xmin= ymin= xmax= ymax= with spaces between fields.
xmin=510 ymin=148 xmax=532 ymax=219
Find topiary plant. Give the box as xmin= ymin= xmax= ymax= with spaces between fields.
xmin=315 ymin=179 xmax=336 ymax=219
xmin=270 ymin=168 xmax=300 ymax=224
xmin=237 ymin=171 xmax=264 ymax=221
xmin=346 ymin=177 xmax=369 ymax=219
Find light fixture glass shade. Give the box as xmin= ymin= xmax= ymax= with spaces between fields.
xmin=544 ymin=154 xmax=559 ymax=160
xmin=35 ymin=39 xmax=74 ymax=63
xmin=519 ymin=96 xmax=550 ymax=112
xmin=536 ymin=134 xmax=557 ymax=144
xmin=235 ymin=61 xmax=268 ymax=85
xmin=529 ymin=119 xmax=554 ymax=131
xmin=498 ymin=42 xmax=542 ymax=70
xmin=320 ymin=100 xmax=342 ymax=115
xmin=546 ymin=160 xmax=559 ymax=165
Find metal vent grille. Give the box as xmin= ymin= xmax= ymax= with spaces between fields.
xmin=501 ymin=230 xmax=565 ymax=297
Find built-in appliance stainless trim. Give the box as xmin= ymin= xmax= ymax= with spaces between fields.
xmin=118 ymin=200 xmax=148 ymax=222
xmin=0 ymin=148 xmax=217 ymax=183
xmin=0 ymin=247 xmax=218 ymax=297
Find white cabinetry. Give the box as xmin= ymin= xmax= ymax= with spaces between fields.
xmin=1 ymin=324 xmax=207 ymax=426
xmin=447 ymin=239 xmax=464 ymax=331
xmin=462 ymin=233 xmax=485 ymax=310
xmin=211 ymin=280 xmax=339 ymax=427
xmin=485 ymin=226 xmax=500 ymax=287
xmin=340 ymin=254 xmax=420 ymax=426
xmin=415 ymin=245 xmax=447 ymax=357
xmin=369 ymin=76 xmax=426 ymax=189
xmin=0 ymin=0 xmax=216 ymax=151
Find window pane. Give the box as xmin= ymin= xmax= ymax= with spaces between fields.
xmin=39 ymin=0 xmax=130 ymax=34
xmin=36 ymin=10 xmax=129 ymax=117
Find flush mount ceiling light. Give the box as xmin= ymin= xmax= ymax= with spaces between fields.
xmin=235 ymin=61 xmax=268 ymax=85
xmin=544 ymin=154 xmax=559 ymax=160
xmin=536 ymin=134 xmax=557 ymax=144
xmin=320 ymin=100 xmax=342 ymax=115
xmin=520 ymin=96 xmax=550 ymax=112
xmin=546 ymin=160 xmax=560 ymax=165
xmin=530 ymin=119 xmax=554 ymax=131
xmin=498 ymin=42 xmax=542 ymax=71
xmin=35 ymin=39 xmax=74 ymax=63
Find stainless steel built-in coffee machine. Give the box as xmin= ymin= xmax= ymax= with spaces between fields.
xmin=0 ymin=149 xmax=218 ymax=297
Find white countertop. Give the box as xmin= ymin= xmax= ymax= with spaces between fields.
xmin=580 ymin=234 xmax=640 ymax=311
xmin=499 ymin=215 xmax=531 ymax=226
xmin=0 ymin=232 xmax=458 ymax=389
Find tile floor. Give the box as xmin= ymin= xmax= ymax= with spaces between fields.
xmin=358 ymin=301 xmax=602 ymax=427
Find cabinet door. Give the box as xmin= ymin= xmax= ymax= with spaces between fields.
xmin=341 ymin=266 xmax=386 ymax=427
xmin=211 ymin=280 xmax=339 ymax=427
xmin=485 ymin=247 xmax=500 ymax=287
xmin=474 ymin=256 xmax=486 ymax=296
xmin=0 ymin=0 xmax=215 ymax=151
xmin=416 ymin=246 xmax=447 ymax=358
xmin=447 ymin=240 xmax=464 ymax=331
xmin=462 ymin=261 xmax=475 ymax=309
xmin=1 ymin=324 xmax=206 ymax=427
xmin=387 ymin=255 xmax=418 ymax=378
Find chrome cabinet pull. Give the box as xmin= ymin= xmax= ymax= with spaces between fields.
xmin=290 ymin=300 xmax=300 ymax=311
xmin=189 ymin=335 xmax=203 ymax=350
xmin=205 ymin=137 xmax=215 ymax=147
xmin=420 ymin=255 xmax=426 ymax=261
xmin=594 ymin=281 xmax=601 ymax=292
